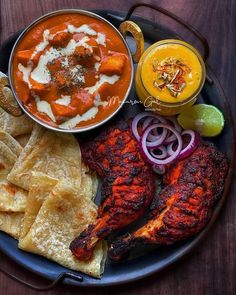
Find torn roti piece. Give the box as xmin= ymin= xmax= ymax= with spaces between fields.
xmin=0 ymin=130 xmax=22 ymax=156
xmin=0 ymin=180 xmax=27 ymax=212
xmin=20 ymin=172 xmax=58 ymax=240
xmin=15 ymin=133 xmax=31 ymax=147
xmin=0 ymin=212 xmax=24 ymax=239
xmin=19 ymin=180 xmax=107 ymax=278
xmin=0 ymin=139 xmax=27 ymax=212
xmin=7 ymin=125 xmax=82 ymax=190
xmin=20 ymin=167 xmax=98 ymax=239
xmin=0 ymin=141 xmax=17 ymax=176
xmin=0 ymin=106 xmax=34 ymax=137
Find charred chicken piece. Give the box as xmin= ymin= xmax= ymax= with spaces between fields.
xmin=109 ymin=143 xmax=228 ymax=261
xmin=70 ymin=121 xmax=156 ymax=260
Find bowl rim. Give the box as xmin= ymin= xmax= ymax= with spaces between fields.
xmin=8 ymin=9 xmax=134 ymax=133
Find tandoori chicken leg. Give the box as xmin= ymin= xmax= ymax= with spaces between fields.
xmin=109 ymin=143 xmax=228 ymax=261
xmin=70 ymin=121 xmax=156 ymax=260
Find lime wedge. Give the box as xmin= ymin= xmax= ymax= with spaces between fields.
xmin=177 ymin=104 xmax=225 ymax=137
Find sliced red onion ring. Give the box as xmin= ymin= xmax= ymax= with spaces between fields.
xmin=131 ymin=112 xmax=168 ymax=142
xmin=131 ymin=112 xmax=199 ymax=175
xmin=140 ymin=124 xmax=183 ymax=165
xmin=167 ymin=141 xmax=176 ymax=156
xmin=167 ymin=130 xmax=199 ymax=159
xmin=150 ymin=146 xmax=167 ymax=159
xmin=164 ymin=132 xmax=177 ymax=144
xmin=147 ymin=127 xmax=163 ymax=141
xmin=142 ymin=117 xmax=156 ymax=131
xmin=144 ymin=118 xmax=163 ymax=141
xmin=164 ymin=117 xmax=182 ymax=144
xmin=178 ymin=130 xmax=200 ymax=159
xmin=148 ymin=133 xmax=162 ymax=141
xmin=146 ymin=127 xmax=168 ymax=148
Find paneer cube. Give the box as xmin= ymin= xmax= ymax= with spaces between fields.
xmin=99 ymin=54 xmax=126 ymax=75
xmin=16 ymin=49 xmax=41 ymax=65
xmin=49 ymin=24 xmax=67 ymax=35
xmin=49 ymin=32 xmax=71 ymax=47
xmin=51 ymin=103 xmax=74 ymax=117
xmin=71 ymin=89 xmax=94 ymax=115
xmin=74 ymin=46 xmax=92 ymax=58
xmin=30 ymin=80 xmax=50 ymax=95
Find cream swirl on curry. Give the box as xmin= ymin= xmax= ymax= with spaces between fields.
xmin=12 ymin=13 xmax=132 ymax=129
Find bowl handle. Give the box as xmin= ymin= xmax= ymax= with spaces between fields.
xmin=124 ymin=2 xmax=209 ymax=61
xmin=119 ymin=21 xmax=145 ymax=63
xmin=0 ymin=263 xmax=83 ymax=291
xmin=0 ymin=72 xmax=23 ymax=116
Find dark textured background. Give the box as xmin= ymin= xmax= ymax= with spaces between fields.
xmin=0 ymin=0 xmax=235 ymax=294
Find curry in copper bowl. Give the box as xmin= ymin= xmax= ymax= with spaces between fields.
xmin=8 ymin=10 xmax=142 ymax=132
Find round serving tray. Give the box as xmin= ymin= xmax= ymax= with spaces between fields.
xmin=0 ymin=6 xmax=235 ymax=289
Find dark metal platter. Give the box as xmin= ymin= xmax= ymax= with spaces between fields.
xmin=0 ymin=5 xmax=235 ymax=290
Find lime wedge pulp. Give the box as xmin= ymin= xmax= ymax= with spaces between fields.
xmin=177 ymin=104 xmax=225 ymax=137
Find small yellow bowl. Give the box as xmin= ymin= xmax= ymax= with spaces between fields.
xmin=135 ymin=39 xmax=206 ymax=116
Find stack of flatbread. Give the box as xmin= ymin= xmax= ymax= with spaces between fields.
xmin=0 ymin=107 xmax=106 ymax=278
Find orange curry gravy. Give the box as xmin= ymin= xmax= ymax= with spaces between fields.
xmin=12 ymin=13 xmax=132 ymax=129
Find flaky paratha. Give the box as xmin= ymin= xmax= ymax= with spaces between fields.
xmin=19 ymin=180 xmax=106 ymax=278
xmin=0 ymin=107 xmax=34 ymax=137
xmin=20 ymin=167 xmax=98 ymax=239
xmin=0 ymin=180 xmax=27 ymax=212
xmin=8 ymin=125 xmax=82 ymax=190
xmin=0 ymin=212 xmax=24 ymax=239
xmin=0 ymin=130 xmax=22 ymax=156
xmin=0 ymin=139 xmax=27 ymax=212
xmin=20 ymin=172 xmax=58 ymax=239
xmin=0 ymin=141 xmax=17 ymax=177
xmin=15 ymin=133 xmax=31 ymax=147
